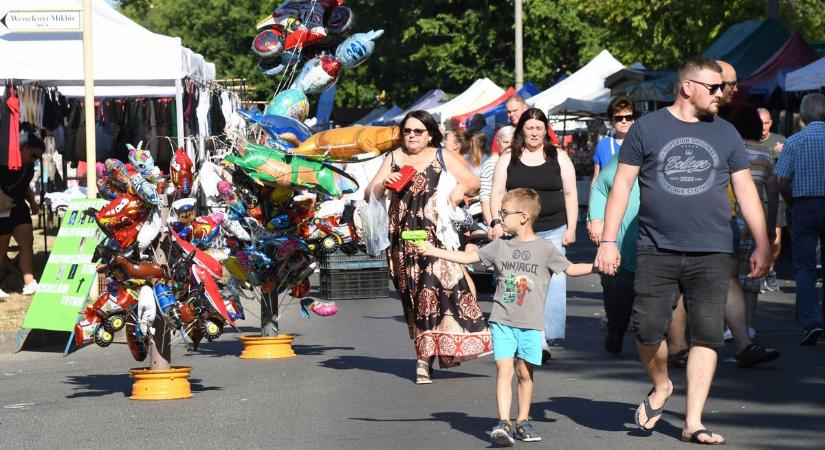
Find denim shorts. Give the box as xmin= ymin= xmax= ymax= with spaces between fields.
xmin=490 ymin=321 xmax=543 ymax=366
xmin=632 ymin=246 xmax=730 ymax=348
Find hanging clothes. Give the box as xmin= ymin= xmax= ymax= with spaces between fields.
xmin=0 ymin=81 xmax=12 ymax=166
xmin=196 ymin=86 xmax=210 ymax=138
xmin=208 ymin=90 xmax=225 ymax=136
xmin=6 ymin=82 xmax=22 ymax=169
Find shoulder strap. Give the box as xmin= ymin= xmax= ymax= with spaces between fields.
xmin=437 ymin=146 xmax=447 ymax=173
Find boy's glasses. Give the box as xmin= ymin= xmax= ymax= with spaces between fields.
xmin=499 ymin=209 xmax=524 ymax=219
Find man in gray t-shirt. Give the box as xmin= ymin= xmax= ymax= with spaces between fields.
xmin=594 ymin=56 xmax=770 ymax=446
xmin=476 ymin=238 xmax=570 ymax=331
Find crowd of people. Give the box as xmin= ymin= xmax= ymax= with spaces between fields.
xmin=364 ymin=54 xmax=825 ymax=446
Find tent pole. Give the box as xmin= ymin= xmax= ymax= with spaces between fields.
xmin=175 ymin=77 xmax=184 ymax=148
xmin=514 ymin=0 xmax=524 ymax=90
xmin=82 ymin=0 xmax=96 ymax=199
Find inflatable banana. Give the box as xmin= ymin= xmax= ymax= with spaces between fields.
xmin=291 ymin=126 xmax=400 ymax=162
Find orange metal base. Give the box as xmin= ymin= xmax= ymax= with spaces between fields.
xmin=129 ymin=366 xmax=193 ymax=400
xmin=239 ymin=334 xmax=295 ymax=359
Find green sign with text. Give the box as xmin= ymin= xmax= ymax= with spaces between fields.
xmin=21 ymin=198 xmax=107 ymax=332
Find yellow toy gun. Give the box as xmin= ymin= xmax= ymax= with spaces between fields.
xmin=401 ymin=230 xmax=428 ymax=249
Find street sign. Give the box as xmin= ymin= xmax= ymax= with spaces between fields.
xmin=0 ymin=10 xmax=82 ymax=34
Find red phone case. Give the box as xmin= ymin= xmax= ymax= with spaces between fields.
xmin=386 ymin=166 xmax=416 ymax=193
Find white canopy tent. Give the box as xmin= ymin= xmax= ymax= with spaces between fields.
xmin=528 ymin=50 xmax=624 ymax=114
xmin=0 ymin=0 xmax=216 ymax=144
xmin=785 ymin=56 xmax=825 ymax=92
xmin=427 ymin=78 xmax=505 ymax=127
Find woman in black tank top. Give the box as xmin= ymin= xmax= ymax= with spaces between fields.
xmin=488 ymin=108 xmax=579 ymax=346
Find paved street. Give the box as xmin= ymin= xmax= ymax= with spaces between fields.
xmin=1 ymin=237 xmax=823 ymax=449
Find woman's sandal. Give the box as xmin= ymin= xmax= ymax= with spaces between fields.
xmin=415 ymin=361 xmax=432 ymax=385
xmin=680 ymin=429 xmax=726 ymax=445
xmin=634 ymin=386 xmax=670 ymax=431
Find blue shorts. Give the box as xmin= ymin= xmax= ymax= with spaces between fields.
xmin=491 ymin=322 xmax=543 ymax=366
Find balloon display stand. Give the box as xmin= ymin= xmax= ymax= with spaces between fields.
xmin=129 ymin=366 xmax=192 ymax=400
xmin=240 ymin=334 xmax=295 ymax=359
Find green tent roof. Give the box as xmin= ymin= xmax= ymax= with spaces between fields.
xmin=628 ymin=18 xmax=790 ymax=103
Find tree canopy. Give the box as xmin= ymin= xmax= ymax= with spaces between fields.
xmin=118 ymin=0 xmax=825 ymax=109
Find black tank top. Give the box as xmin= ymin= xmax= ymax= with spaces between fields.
xmin=506 ymin=156 xmax=565 ymax=231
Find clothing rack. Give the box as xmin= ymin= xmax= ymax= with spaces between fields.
xmin=184 ymin=76 xmax=229 ymax=93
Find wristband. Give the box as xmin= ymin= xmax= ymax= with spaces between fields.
xmin=490 ymin=219 xmax=502 ymax=227
xmin=600 ymin=240 xmax=617 ymax=244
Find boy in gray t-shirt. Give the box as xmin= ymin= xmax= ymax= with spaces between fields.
xmin=419 ymin=188 xmax=592 ymax=446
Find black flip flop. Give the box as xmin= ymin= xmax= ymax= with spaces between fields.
xmin=634 ymin=387 xmax=668 ymax=431
xmin=680 ymin=429 xmax=727 ymax=445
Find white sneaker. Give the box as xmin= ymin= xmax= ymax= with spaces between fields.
xmin=723 ymin=328 xmax=734 ymax=341
xmin=22 ymin=280 xmax=38 ymax=295
xmin=0 ymin=288 xmax=9 ymax=299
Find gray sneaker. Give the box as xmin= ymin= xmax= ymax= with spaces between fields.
xmin=514 ymin=420 xmax=542 ymax=442
xmin=490 ymin=420 xmax=515 ymax=447
xmin=765 ymin=271 xmax=779 ymax=291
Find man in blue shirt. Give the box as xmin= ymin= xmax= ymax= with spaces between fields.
xmin=774 ymin=93 xmax=825 ymax=345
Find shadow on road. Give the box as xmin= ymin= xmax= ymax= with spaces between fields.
xmin=533 ymin=396 xmax=685 ymax=440
xmin=294 ymin=344 xmax=355 ymax=355
xmin=319 ymin=355 xmax=488 ymax=381
xmin=350 ymin=412 xmax=495 ymax=444
xmin=63 ymin=373 xmax=221 ymax=398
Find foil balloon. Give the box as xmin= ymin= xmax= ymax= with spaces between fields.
xmin=169 ymin=147 xmax=193 ymax=196
xmin=236 ymin=110 xmax=313 ymax=143
xmin=136 ymin=285 xmax=157 ymax=336
xmin=130 ymin=175 xmax=161 ymax=206
xmin=95 ymin=194 xmax=147 ymax=233
xmin=335 ymin=29 xmax=383 ymax=69
xmin=191 ymin=213 xmax=224 ymax=249
xmin=136 ymin=211 xmax=163 ymax=252
xmin=265 ymin=88 xmax=310 ymax=121
xmin=292 ymin=126 xmax=400 ymax=162
xmin=251 ymin=27 xmax=285 ymax=62
xmin=104 ymin=158 xmax=132 ymax=194
xmin=291 ymin=56 xmax=342 ymax=95
xmin=325 ymin=5 xmax=355 ymax=35
xmin=226 ymin=140 xmax=359 ymax=198
xmin=127 ymin=142 xmax=159 ymax=182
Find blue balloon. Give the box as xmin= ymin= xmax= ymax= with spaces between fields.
xmin=236 ymin=110 xmax=313 ymax=142
xmin=335 ymin=29 xmax=384 ymax=69
xmin=265 ymin=88 xmax=309 ymax=121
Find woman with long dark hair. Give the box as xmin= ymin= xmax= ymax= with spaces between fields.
xmin=366 ymin=110 xmax=491 ymax=384
xmin=489 ymin=108 xmax=578 ymax=356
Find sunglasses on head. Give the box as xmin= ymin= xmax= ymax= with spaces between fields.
xmin=612 ymin=114 xmax=635 ymax=123
xmin=402 ymin=128 xmax=427 ymax=136
xmin=689 ymin=79 xmax=728 ymax=95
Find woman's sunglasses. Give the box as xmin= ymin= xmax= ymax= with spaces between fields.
xmin=402 ymin=128 xmax=427 ymax=136
xmin=612 ymin=114 xmax=635 ymax=123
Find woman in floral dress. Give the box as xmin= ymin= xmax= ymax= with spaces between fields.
xmin=367 ymin=110 xmax=491 ymax=384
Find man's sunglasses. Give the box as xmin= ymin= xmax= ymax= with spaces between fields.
xmin=688 ymin=79 xmax=733 ymax=95
xmin=402 ymin=128 xmax=427 ymax=136
xmin=612 ymin=114 xmax=635 ymax=123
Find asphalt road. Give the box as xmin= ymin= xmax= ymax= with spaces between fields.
xmin=1 ymin=236 xmax=823 ymax=449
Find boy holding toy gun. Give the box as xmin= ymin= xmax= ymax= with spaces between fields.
xmin=410 ymin=188 xmax=593 ymax=446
